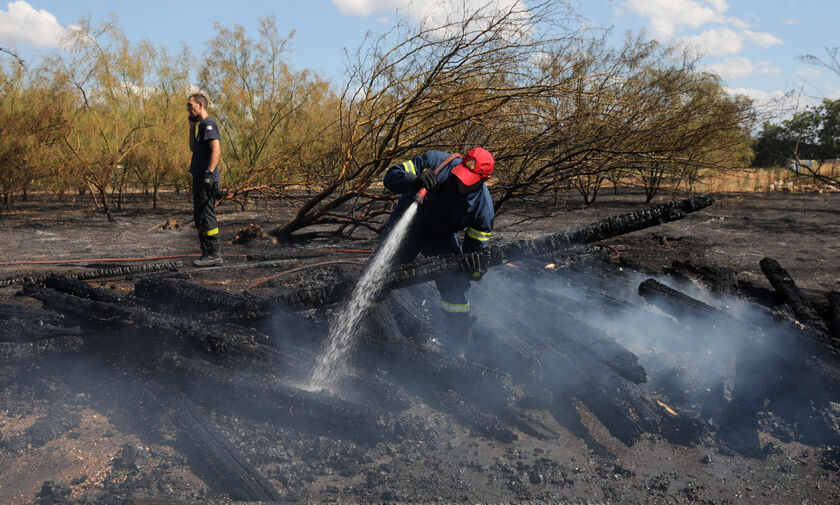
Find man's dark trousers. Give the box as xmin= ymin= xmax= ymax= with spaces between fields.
xmin=192 ymin=175 xmax=219 ymax=253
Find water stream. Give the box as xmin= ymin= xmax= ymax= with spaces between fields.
xmin=308 ymin=201 xmax=419 ymax=390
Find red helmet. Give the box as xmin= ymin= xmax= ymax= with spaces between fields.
xmin=452 ymin=147 xmax=494 ymax=186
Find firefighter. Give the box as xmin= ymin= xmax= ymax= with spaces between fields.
xmin=187 ymin=93 xmax=223 ymax=267
xmin=373 ymin=148 xmax=495 ymax=350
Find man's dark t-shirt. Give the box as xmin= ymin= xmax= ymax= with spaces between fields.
xmin=189 ymin=117 xmax=221 ymax=182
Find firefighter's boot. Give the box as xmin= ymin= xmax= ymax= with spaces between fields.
xmin=441 ymin=311 xmax=477 ymax=356
xmin=193 ymin=233 xmax=209 ymax=264
xmin=194 ymin=235 xmax=223 ymax=267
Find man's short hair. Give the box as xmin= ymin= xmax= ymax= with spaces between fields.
xmin=189 ymin=93 xmax=209 ymax=108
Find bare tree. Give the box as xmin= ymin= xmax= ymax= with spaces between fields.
xmin=53 ymin=17 xmax=157 ymax=220
xmin=272 ymin=1 xmax=578 ymax=235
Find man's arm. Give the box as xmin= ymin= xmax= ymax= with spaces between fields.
xmin=384 ymin=154 xmax=426 ymax=194
xmin=462 ymin=189 xmax=494 ymax=254
xmin=207 ymin=139 xmax=220 ymax=174
xmin=188 ymin=121 xmax=197 ymax=152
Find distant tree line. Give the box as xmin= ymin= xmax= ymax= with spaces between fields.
xmin=752 ymin=98 xmax=840 ymax=183
xmin=751 ymin=46 xmax=840 ymax=185
xmin=0 ymin=1 xmax=756 ymax=234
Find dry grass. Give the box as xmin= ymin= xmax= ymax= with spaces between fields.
xmin=695 ymin=161 xmax=840 ymax=193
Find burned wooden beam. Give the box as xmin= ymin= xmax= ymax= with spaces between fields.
xmin=666 ymin=260 xmax=737 ymax=296
xmin=24 ymin=286 xmax=264 ymax=356
xmin=638 ymin=277 xmax=840 ymax=395
xmin=140 ymin=379 xmax=283 ymax=502
xmin=267 ymin=195 xmax=715 ymax=308
xmin=638 ymin=278 xmax=720 ymax=319
xmin=0 ymin=261 xmax=183 ymax=288
xmin=760 ymin=257 xmax=832 ymax=335
xmin=43 ymin=274 xmax=131 ymax=305
xmin=0 ymin=336 xmax=84 ymax=360
xmin=432 ymin=389 xmax=518 ymax=442
xmin=0 ymin=317 xmax=81 ymax=342
xmin=359 ymin=333 xmax=517 ymax=407
xmin=522 ymin=294 xmax=647 ymax=384
xmin=134 ymin=277 xmax=265 ymax=319
xmin=466 ymin=294 xmax=648 ymax=446
xmin=161 ymin=354 xmax=403 ymax=442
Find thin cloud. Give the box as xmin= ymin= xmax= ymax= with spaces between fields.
xmin=743 ymin=29 xmax=782 ymax=48
xmin=332 ymin=0 xmax=405 ymax=17
xmin=680 ymin=27 xmax=782 ymax=57
xmin=619 ymin=0 xmax=727 ymax=39
xmin=681 ymin=27 xmax=743 ymax=56
xmin=0 ymin=1 xmax=67 ymax=48
xmin=724 ymin=86 xmax=800 ymax=113
xmin=704 ymin=56 xmax=780 ymax=79
xmin=795 ymin=67 xmax=821 ymax=80
xmin=333 ymin=0 xmax=528 ymax=26
xmin=779 ymin=16 xmax=796 ymax=26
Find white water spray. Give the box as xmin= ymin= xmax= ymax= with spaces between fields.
xmin=308 ymin=201 xmax=420 ymax=390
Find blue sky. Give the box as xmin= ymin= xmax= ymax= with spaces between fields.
xmin=1 ymin=0 xmax=838 ymax=113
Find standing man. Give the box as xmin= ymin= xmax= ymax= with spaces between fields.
xmin=187 ymin=93 xmax=223 ymax=267
xmin=373 ymin=148 xmax=495 ymax=350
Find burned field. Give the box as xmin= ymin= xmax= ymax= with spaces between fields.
xmin=1 ymin=193 xmax=840 ymax=504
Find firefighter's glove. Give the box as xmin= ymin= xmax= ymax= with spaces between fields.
xmin=415 ymin=169 xmax=439 ymax=192
xmin=202 ymin=171 xmax=213 ymax=190
xmin=464 ymin=251 xmax=488 ymax=281
xmin=212 ymin=182 xmax=225 ymax=200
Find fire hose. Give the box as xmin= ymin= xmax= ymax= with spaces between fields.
xmin=0 ymin=248 xmax=372 ymax=267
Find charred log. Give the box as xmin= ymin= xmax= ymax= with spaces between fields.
xmin=0 ymin=336 xmax=83 ymax=360
xmin=0 ymin=317 xmax=81 ymax=343
xmin=0 ymin=261 xmax=183 ymax=288
xmin=24 ymin=286 xmax=263 ymax=355
xmin=359 ymin=334 xmax=517 ymax=407
xmin=760 ymin=257 xmax=832 ymax=336
xmin=0 ymin=302 xmax=65 ymax=323
xmin=523 ymin=295 xmax=647 ymax=384
xmin=467 ymin=289 xmax=647 ymax=446
xmin=638 ymin=278 xmax=720 ymax=319
xmin=666 ymin=260 xmax=737 ymax=296
xmin=135 ymin=277 xmax=266 ymax=320
xmin=268 ymin=195 xmax=715 ymax=308
xmin=432 ymin=389 xmax=518 ymax=442
xmin=161 ymin=354 xmax=401 ymax=442
xmin=43 ymin=274 xmax=131 ymax=305
xmin=383 ymin=287 xmax=435 ymax=344
xmin=639 ymin=278 xmax=840 ymax=366
xmin=141 ymin=379 xmax=283 ymax=502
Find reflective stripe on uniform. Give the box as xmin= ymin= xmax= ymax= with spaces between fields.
xmin=466 ymin=228 xmax=491 ymax=242
xmin=402 ymin=160 xmax=416 ymax=176
xmin=366 ymin=301 xmax=382 ymax=309
xmin=203 ymin=227 xmax=220 ymax=237
xmin=441 ymin=300 xmax=470 ymax=313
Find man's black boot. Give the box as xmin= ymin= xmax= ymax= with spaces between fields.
xmin=193 ymin=234 xmax=208 ymax=266
xmin=194 ymin=236 xmax=223 ymax=267
xmin=441 ymin=311 xmax=477 ymax=357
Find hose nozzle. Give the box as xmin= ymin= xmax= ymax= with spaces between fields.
xmin=413 ymin=187 xmax=428 ymax=205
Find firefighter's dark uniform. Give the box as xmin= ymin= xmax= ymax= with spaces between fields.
xmin=376 ymin=151 xmax=494 ymax=342
xmin=189 ymin=117 xmax=222 ymax=258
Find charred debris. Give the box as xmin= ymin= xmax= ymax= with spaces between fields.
xmin=2 ymin=194 xmax=840 ymax=503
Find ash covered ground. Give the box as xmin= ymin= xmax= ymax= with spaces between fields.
xmin=0 ymin=191 xmax=839 ymax=505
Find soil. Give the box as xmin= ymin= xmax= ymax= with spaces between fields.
xmin=0 ymin=190 xmax=839 ymax=505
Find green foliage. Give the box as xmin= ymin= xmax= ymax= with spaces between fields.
xmin=753 ymin=98 xmax=840 ymax=168
xmin=197 ymin=17 xmax=338 ymax=199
